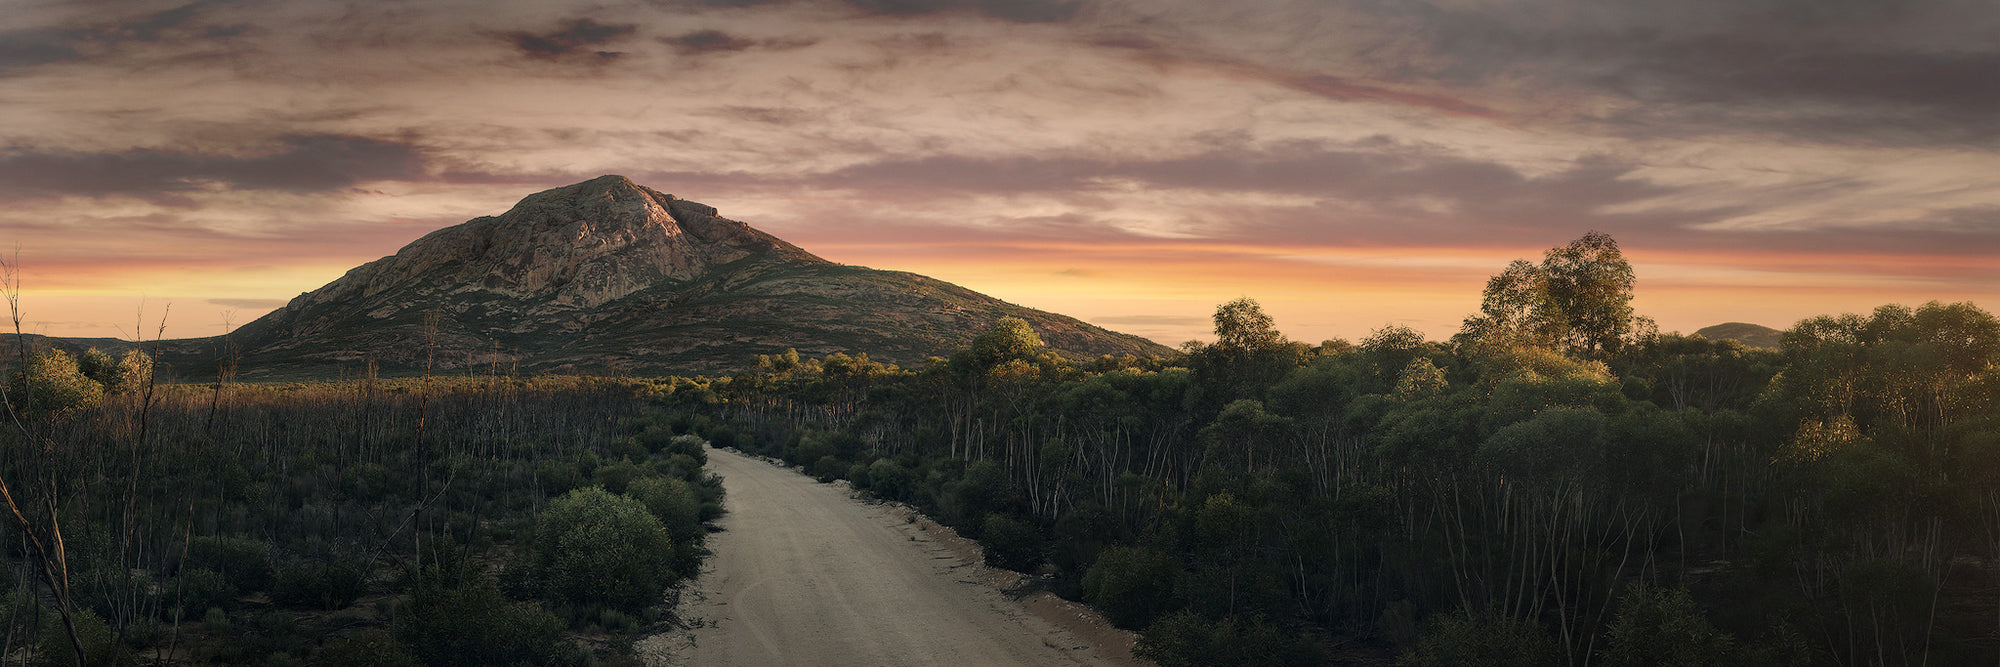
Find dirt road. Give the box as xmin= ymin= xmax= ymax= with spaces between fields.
xmin=640 ymin=447 xmax=1140 ymax=666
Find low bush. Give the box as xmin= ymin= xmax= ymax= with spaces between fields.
xmin=313 ymin=628 xmax=419 ymax=667
xmin=185 ymin=535 xmax=272 ymax=592
xmin=594 ymin=460 xmax=642 ymax=494
xmin=1396 ymin=612 xmax=1559 ymax=667
xmin=978 ymin=513 xmax=1043 ymax=572
xmin=527 ymin=487 xmax=677 ymax=613
xmin=1137 ymin=610 xmax=1321 ymax=667
xmin=627 ymin=476 xmax=705 ymax=576
xmin=867 ymin=459 xmax=912 ymax=501
xmin=395 ymin=576 xmax=580 ymax=667
xmin=170 ymin=567 xmax=237 ymax=617
xmin=36 ymin=608 xmax=133 ymax=667
xmin=811 ymin=455 xmax=848 ymax=482
xmin=1082 ymin=544 xmax=1180 ymax=629
xmin=271 ymin=560 xmax=366 ymax=610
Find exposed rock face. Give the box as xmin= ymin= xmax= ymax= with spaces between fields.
xmin=220 ymin=175 xmax=1168 ymax=377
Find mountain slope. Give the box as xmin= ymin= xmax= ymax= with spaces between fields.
xmin=218 ymin=175 xmax=1166 ymax=377
xmin=1694 ymin=322 xmax=1783 ymax=349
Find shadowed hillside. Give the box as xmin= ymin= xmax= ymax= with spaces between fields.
xmin=1695 ymin=322 xmax=1782 ymax=349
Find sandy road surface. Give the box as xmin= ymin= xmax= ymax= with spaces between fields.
xmin=641 ymin=447 xmax=1139 ymax=666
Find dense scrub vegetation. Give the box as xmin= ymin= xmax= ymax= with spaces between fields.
xmin=652 ymin=233 xmax=2000 ymax=665
xmin=0 ymin=367 xmax=722 ymax=665
xmin=4 ymin=231 xmax=1993 ymax=665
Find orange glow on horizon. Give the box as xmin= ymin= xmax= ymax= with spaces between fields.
xmin=19 ymin=236 xmax=1995 ymax=347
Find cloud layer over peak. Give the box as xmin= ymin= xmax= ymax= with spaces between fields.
xmin=1 ymin=0 xmax=1995 ymax=342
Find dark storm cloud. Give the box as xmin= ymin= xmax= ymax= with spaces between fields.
xmin=1715 ymin=204 xmax=2000 ymax=257
xmin=818 ymin=141 xmax=1674 ymax=208
xmin=1934 ymin=205 xmax=2000 ymax=229
xmin=0 ymin=27 xmax=79 ymax=70
xmin=506 ymin=18 xmax=638 ymax=60
xmin=645 ymin=0 xmax=1081 ymax=21
xmin=0 ymin=1 xmax=249 ymax=72
xmin=664 ymin=29 xmax=757 ymax=55
xmin=699 ymin=106 xmax=817 ymax=125
xmin=1369 ymin=0 xmax=2000 ymax=144
xmin=0 ymin=135 xmax=426 ymax=198
xmin=840 ymin=0 xmax=1082 ymax=22
xmin=644 ymin=0 xmax=790 ymax=7
xmin=1605 ymin=41 xmax=2000 ymax=143
xmin=1086 ymin=34 xmax=1497 ymax=118
xmin=1061 ymin=0 xmax=2000 ymax=143
xmin=798 ymin=142 xmax=1906 ymax=252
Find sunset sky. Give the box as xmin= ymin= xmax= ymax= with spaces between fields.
xmin=3 ymin=0 xmax=1997 ymax=346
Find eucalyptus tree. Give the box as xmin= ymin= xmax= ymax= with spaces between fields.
xmin=1458 ymin=231 xmax=1640 ymax=356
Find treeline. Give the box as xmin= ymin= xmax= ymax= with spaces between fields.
xmin=0 ymin=363 xmax=722 ymax=665
xmin=658 ymin=233 xmax=2000 ymax=666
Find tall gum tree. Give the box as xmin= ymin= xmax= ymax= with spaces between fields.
xmin=1458 ymin=231 xmax=1642 ymax=356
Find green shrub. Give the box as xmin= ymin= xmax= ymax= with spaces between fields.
xmin=535 ymin=460 xmax=581 ymax=496
xmin=594 ymin=460 xmax=642 ymax=495
xmin=203 ymin=607 xmax=230 ymax=632
xmin=628 ymin=476 xmax=701 ymax=541
xmin=665 ymin=453 xmax=702 ymax=480
xmin=665 ymin=434 xmax=708 ymax=465
xmin=5 ymin=349 xmax=105 ymax=420
xmin=1082 ymin=545 xmax=1179 ymax=629
xmin=978 ymin=513 xmax=1043 ymax=572
xmin=395 ymin=576 xmax=581 ymax=667
xmin=627 ymin=476 xmax=704 ymax=576
xmin=0 ymin=590 xmax=42 ymax=643
xmin=271 ymin=559 xmax=366 ymax=610
xmin=811 ymin=455 xmax=848 ymax=482
xmin=313 ymin=628 xmax=419 ymax=667
xmin=1137 ymin=610 xmax=1320 ymax=667
xmin=636 ymin=427 xmax=675 ymax=454
xmin=36 ymin=608 xmax=133 ymax=667
xmin=170 ymin=567 xmax=237 ymax=616
xmin=1396 ymin=612 xmax=1559 ymax=667
xmin=598 ymin=607 xmax=641 ymax=634
xmin=610 ymin=436 xmax=647 ymax=462
xmin=1052 ymin=503 xmax=1116 ymax=576
xmin=527 ymin=487 xmax=676 ymax=613
xmin=186 ymin=535 xmax=272 ymax=592
xmin=342 ymin=463 xmax=393 ymax=503
xmin=1601 ymin=585 xmax=1735 ymax=667
xmin=948 ymin=460 xmax=1008 ymax=531
xmin=867 ymin=459 xmax=912 ymax=501
xmin=75 ymin=348 xmax=122 ymax=393
xmin=698 ymin=500 xmax=724 ymax=523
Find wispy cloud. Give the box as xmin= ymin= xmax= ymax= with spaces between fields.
xmin=505 ymin=18 xmax=638 ymax=60
xmin=664 ymin=29 xmax=756 ymax=55
xmin=0 ymin=135 xmax=427 ymax=199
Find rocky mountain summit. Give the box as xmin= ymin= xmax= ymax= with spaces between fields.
xmin=216 ymin=175 xmax=1166 ymax=377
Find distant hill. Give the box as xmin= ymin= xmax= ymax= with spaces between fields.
xmin=89 ymin=175 xmax=1167 ymax=379
xmin=1694 ymin=322 xmax=1783 ymax=349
